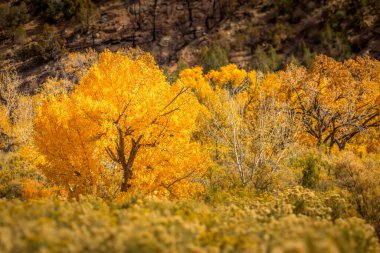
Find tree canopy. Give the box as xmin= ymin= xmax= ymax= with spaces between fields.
xmin=280 ymin=55 xmax=380 ymax=150
xmin=34 ymin=50 xmax=209 ymax=198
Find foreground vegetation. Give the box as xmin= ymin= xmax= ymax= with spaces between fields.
xmin=1 ymin=189 xmax=379 ymax=253
xmin=0 ymin=49 xmax=379 ymax=252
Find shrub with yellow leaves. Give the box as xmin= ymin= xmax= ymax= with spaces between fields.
xmin=0 ymin=192 xmax=378 ymax=253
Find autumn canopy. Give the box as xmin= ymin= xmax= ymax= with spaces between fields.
xmin=34 ymin=50 xmax=209 ymax=198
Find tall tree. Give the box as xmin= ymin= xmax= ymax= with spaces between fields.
xmin=178 ymin=64 xmax=296 ymax=190
xmin=281 ymin=55 xmax=380 ymax=150
xmin=34 ymin=50 xmax=209 ymax=198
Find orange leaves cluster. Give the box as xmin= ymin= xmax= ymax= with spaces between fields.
xmin=22 ymin=179 xmax=60 ymax=200
xmin=280 ymin=55 xmax=380 ymax=150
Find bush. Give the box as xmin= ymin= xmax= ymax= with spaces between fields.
xmin=33 ymin=0 xmax=96 ymax=24
xmin=320 ymin=24 xmax=352 ymax=60
xmin=29 ymin=24 xmax=66 ymax=62
xmin=0 ymin=154 xmax=46 ymax=200
xmin=250 ymin=46 xmax=282 ymax=72
xmin=0 ymin=193 xmax=378 ymax=252
xmin=281 ymin=186 xmax=351 ymax=220
xmin=220 ymin=0 xmax=238 ymax=18
xmin=275 ymin=0 xmax=299 ymax=15
xmin=334 ymin=152 xmax=380 ymax=238
xmin=164 ymin=58 xmax=189 ymax=83
xmin=287 ymin=149 xmax=333 ymax=191
xmin=199 ymin=43 xmax=229 ymax=72
xmin=299 ymin=41 xmax=316 ymax=68
xmin=300 ymin=155 xmax=322 ymax=189
xmin=0 ymin=2 xmax=29 ymax=43
xmin=57 ymin=49 xmax=99 ymax=84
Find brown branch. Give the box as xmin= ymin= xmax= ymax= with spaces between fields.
xmin=162 ymin=87 xmax=189 ymax=112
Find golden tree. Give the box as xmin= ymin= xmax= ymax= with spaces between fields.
xmin=178 ymin=65 xmax=296 ymax=190
xmin=34 ymin=50 xmax=209 ymax=198
xmin=281 ymin=55 xmax=380 ymax=150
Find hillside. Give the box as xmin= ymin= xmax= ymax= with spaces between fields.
xmin=1 ymin=0 xmax=379 ymax=91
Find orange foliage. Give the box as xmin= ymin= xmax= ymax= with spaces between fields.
xmin=280 ymin=55 xmax=380 ymax=150
xmin=22 ymin=179 xmax=60 ymax=200
xmin=34 ymin=50 xmax=209 ymax=198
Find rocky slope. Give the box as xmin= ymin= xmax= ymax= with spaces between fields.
xmin=1 ymin=0 xmax=379 ymax=90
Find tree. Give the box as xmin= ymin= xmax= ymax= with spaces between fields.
xmin=0 ymin=71 xmax=34 ymax=153
xmin=0 ymin=2 xmax=29 ymax=43
xmin=178 ymin=64 xmax=296 ymax=190
xmin=281 ymin=55 xmax=380 ymax=150
xmin=30 ymin=24 xmax=66 ymax=62
xmin=34 ymin=50 xmax=209 ymax=198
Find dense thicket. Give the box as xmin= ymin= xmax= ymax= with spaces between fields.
xmin=0 ymin=49 xmax=379 ymax=252
xmin=1 ymin=191 xmax=379 ymax=253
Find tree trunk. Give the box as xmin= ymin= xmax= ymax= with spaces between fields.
xmin=114 ymin=125 xmax=142 ymax=192
xmin=120 ymin=137 xmax=141 ymax=192
xmin=152 ymin=0 xmax=158 ymax=41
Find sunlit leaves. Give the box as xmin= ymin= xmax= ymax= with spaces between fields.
xmin=179 ymin=64 xmax=296 ymax=190
xmin=34 ymin=50 xmax=209 ymax=198
xmin=281 ymin=55 xmax=380 ymax=150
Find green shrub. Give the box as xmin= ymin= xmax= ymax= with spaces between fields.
xmin=0 ymin=2 xmax=29 ymax=43
xmin=199 ymin=43 xmax=229 ymax=72
xmin=29 ymin=24 xmax=66 ymax=62
xmin=270 ymin=23 xmax=295 ymax=50
xmin=299 ymin=41 xmax=316 ymax=68
xmin=220 ymin=0 xmax=238 ymax=18
xmin=164 ymin=58 xmax=189 ymax=83
xmin=320 ymin=24 xmax=352 ymax=60
xmin=281 ymin=186 xmax=350 ymax=220
xmin=33 ymin=0 xmax=96 ymax=24
xmin=250 ymin=46 xmax=282 ymax=72
xmin=300 ymin=155 xmax=322 ymax=189
xmin=287 ymin=149 xmax=334 ymax=191
xmin=275 ymin=0 xmax=299 ymax=15
xmin=0 ymin=153 xmax=45 ymax=200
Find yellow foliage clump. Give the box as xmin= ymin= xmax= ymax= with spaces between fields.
xmin=206 ymin=64 xmax=247 ymax=88
xmin=22 ymin=179 xmax=60 ymax=200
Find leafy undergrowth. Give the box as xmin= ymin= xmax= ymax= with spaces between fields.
xmin=0 ymin=188 xmax=379 ymax=253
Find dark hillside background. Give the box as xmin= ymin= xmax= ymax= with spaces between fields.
xmin=0 ymin=0 xmax=379 ymax=90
